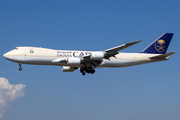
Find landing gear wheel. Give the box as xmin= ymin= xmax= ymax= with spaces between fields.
xmin=82 ymin=72 xmax=86 ymax=76
xmin=18 ymin=64 xmax=22 ymax=71
xmin=80 ymin=67 xmax=95 ymax=75
xmin=19 ymin=67 xmax=22 ymax=71
xmin=91 ymin=69 xmax=95 ymax=74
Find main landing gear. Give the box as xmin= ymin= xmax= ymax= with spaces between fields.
xmin=80 ymin=67 xmax=95 ymax=76
xmin=19 ymin=64 xmax=22 ymax=71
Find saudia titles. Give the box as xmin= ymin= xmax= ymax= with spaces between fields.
xmin=155 ymin=39 xmax=166 ymax=52
xmin=57 ymin=51 xmax=91 ymax=57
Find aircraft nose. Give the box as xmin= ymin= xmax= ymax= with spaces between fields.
xmin=3 ymin=52 xmax=14 ymax=61
xmin=3 ymin=52 xmax=11 ymax=60
xmin=3 ymin=53 xmax=8 ymax=58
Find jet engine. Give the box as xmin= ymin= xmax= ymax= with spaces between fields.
xmin=91 ymin=52 xmax=104 ymax=60
xmin=62 ymin=66 xmax=75 ymax=72
xmin=67 ymin=58 xmax=81 ymax=65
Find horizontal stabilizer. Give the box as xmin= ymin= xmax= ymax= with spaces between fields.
xmin=149 ymin=52 xmax=176 ymax=59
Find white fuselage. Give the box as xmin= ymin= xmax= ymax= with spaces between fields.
xmin=3 ymin=47 xmax=167 ymax=68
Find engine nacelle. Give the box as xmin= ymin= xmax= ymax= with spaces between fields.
xmin=67 ymin=58 xmax=81 ymax=66
xmin=62 ymin=66 xmax=75 ymax=72
xmin=91 ymin=52 xmax=104 ymax=60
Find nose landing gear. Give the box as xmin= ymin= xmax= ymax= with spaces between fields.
xmin=19 ymin=64 xmax=22 ymax=71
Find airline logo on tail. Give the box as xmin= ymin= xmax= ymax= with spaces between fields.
xmin=141 ymin=33 xmax=173 ymax=54
xmin=155 ymin=39 xmax=166 ymax=52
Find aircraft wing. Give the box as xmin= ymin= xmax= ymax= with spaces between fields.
xmin=104 ymin=40 xmax=142 ymax=58
xmin=105 ymin=40 xmax=142 ymax=53
xmin=82 ymin=40 xmax=142 ymax=60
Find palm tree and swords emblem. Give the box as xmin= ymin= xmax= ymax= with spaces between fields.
xmin=155 ymin=39 xmax=166 ymax=52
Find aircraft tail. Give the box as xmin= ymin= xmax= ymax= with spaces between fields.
xmin=141 ymin=33 xmax=174 ymax=54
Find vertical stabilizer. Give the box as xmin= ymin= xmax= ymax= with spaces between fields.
xmin=141 ymin=33 xmax=174 ymax=54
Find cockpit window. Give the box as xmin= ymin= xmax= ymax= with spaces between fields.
xmin=14 ymin=48 xmax=18 ymax=50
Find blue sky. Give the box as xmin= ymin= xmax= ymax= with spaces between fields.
xmin=0 ymin=0 xmax=180 ymax=120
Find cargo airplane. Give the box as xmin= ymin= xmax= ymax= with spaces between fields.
xmin=3 ymin=33 xmax=176 ymax=75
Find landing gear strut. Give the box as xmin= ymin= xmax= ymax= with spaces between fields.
xmin=80 ymin=67 xmax=95 ymax=76
xmin=19 ymin=64 xmax=22 ymax=71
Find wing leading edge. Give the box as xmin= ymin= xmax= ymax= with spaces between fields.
xmin=104 ymin=40 xmax=142 ymax=57
xmin=105 ymin=40 xmax=142 ymax=53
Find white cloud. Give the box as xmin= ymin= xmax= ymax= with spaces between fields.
xmin=0 ymin=77 xmax=26 ymax=119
